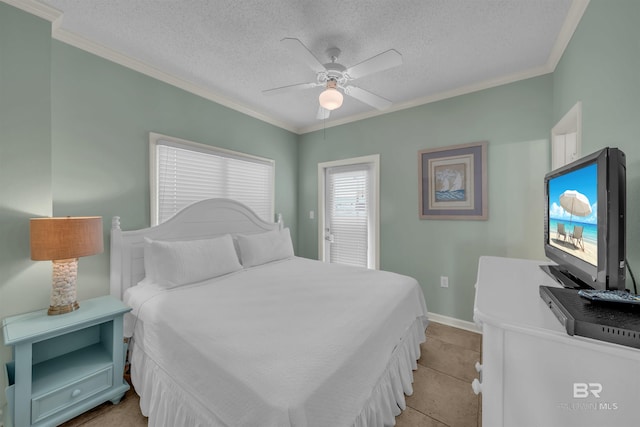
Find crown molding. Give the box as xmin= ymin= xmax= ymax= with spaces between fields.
xmin=299 ymin=64 xmax=552 ymax=134
xmin=3 ymin=0 xmax=298 ymax=134
xmin=5 ymin=0 xmax=589 ymax=136
xmin=2 ymin=0 xmax=61 ymax=21
xmin=299 ymin=0 xmax=589 ymax=135
xmin=546 ymin=0 xmax=590 ymax=71
xmin=52 ymin=28 xmax=298 ymax=134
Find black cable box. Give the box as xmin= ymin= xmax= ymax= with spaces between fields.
xmin=539 ymin=285 xmax=640 ymax=349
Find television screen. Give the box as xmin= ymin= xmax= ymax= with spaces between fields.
xmin=547 ymin=162 xmax=598 ymax=267
xmin=543 ymin=147 xmax=626 ymax=291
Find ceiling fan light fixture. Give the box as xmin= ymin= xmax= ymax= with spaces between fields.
xmin=318 ymin=80 xmax=343 ymax=111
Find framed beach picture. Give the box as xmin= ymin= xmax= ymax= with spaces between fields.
xmin=419 ymin=141 xmax=488 ymax=220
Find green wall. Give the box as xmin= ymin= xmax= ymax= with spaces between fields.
xmin=552 ymin=0 xmax=640 ymax=275
xmin=0 ymin=3 xmax=54 ymax=393
xmin=0 ymin=2 xmax=298 ymax=409
xmin=0 ymin=2 xmax=53 ymax=314
xmin=296 ymin=0 xmax=640 ymax=323
xmin=50 ymin=41 xmax=299 ymax=298
xmin=0 ymin=5 xmax=298 ymax=318
xmin=297 ymin=76 xmax=552 ymax=321
xmin=2 ymin=0 xmax=640 ymax=410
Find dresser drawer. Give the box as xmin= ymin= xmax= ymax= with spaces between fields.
xmin=31 ymin=365 xmax=113 ymax=423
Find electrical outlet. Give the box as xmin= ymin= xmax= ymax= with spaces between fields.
xmin=440 ymin=276 xmax=449 ymax=288
xmin=309 ymin=210 xmax=315 ymax=219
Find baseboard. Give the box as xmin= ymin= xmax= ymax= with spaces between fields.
xmin=428 ymin=312 xmax=482 ymax=334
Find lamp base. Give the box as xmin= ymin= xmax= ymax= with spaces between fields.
xmin=48 ymin=301 xmax=80 ymax=315
xmin=48 ymin=258 xmax=80 ymax=316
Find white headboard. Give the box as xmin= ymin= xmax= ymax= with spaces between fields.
xmin=110 ymin=198 xmax=281 ymax=300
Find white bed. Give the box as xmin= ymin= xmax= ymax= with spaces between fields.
xmin=110 ymin=198 xmax=429 ymax=427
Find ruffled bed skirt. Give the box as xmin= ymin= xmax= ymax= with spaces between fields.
xmin=130 ymin=316 xmax=428 ymax=427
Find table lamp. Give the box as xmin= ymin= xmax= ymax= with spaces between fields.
xmin=30 ymin=216 xmax=104 ymax=315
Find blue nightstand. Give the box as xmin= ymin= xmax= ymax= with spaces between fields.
xmin=2 ymin=296 xmax=131 ymax=427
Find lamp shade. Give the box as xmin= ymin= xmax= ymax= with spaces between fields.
xmin=30 ymin=217 xmax=104 ymax=261
xmin=318 ymin=87 xmax=344 ymax=111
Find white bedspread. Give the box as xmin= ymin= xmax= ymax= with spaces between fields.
xmin=125 ymin=257 xmax=428 ymax=427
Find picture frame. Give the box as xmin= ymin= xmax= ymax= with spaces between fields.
xmin=418 ymin=141 xmax=488 ymax=220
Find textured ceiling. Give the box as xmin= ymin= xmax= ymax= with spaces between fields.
xmin=36 ymin=0 xmax=583 ymax=133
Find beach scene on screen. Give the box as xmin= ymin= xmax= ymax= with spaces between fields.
xmin=548 ymin=163 xmax=598 ymax=267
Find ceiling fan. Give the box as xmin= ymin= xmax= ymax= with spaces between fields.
xmin=263 ymin=38 xmax=403 ymax=120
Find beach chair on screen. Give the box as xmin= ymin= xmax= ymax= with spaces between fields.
xmin=571 ymin=225 xmax=585 ymax=250
xmin=557 ymin=223 xmax=567 ymax=242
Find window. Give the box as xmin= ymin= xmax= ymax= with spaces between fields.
xmin=150 ymin=133 xmax=274 ymax=225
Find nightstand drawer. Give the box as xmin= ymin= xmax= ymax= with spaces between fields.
xmin=3 ymin=296 xmax=130 ymax=426
xmin=32 ymin=365 xmax=113 ymax=423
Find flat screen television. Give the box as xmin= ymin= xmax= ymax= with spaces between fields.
xmin=543 ymin=147 xmax=626 ymax=291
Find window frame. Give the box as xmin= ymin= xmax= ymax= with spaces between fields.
xmin=317 ymin=154 xmax=380 ymax=269
xmin=149 ymin=132 xmax=275 ymax=226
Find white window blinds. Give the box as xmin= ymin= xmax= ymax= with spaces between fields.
xmin=151 ymin=134 xmax=274 ymax=225
xmin=326 ymin=164 xmax=372 ymax=268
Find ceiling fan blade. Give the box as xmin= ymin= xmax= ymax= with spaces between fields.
xmin=345 ymin=49 xmax=402 ymax=80
xmin=317 ymin=106 xmax=330 ymax=120
xmin=262 ymin=82 xmax=319 ymax=96
xmin=344 ymin=86 xmax=392 ymax=110
xmin=281 ymin=37 xmax=326 ymax=74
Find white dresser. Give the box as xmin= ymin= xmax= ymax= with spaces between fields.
xmin=472 ymin=256 xmax=640 ymax=427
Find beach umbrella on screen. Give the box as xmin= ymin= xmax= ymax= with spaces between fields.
xmin=559 ymin=190 xmax=591 ymax=223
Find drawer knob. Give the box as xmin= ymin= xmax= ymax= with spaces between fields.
xmin=475 ymin=362 xmax=483 ymax=373
xmin=71 ymin=388 xmax=82 ymax=398
xmin=471 ymin=378 xmax=482 ymax=395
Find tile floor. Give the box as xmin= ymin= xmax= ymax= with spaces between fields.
xmin=396 ymin=322 xmax=482 ymax=427
xmin=61 ymin=321 xmax=482 ymax=427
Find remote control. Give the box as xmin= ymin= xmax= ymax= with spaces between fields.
xmin=578 ymin=289 xmax=640 ymax=306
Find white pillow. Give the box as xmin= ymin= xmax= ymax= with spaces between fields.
xmin=143 ymin=234 xmax=242 ymax=288
xmin=236 ymin=228 xmax=294 ymax=268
